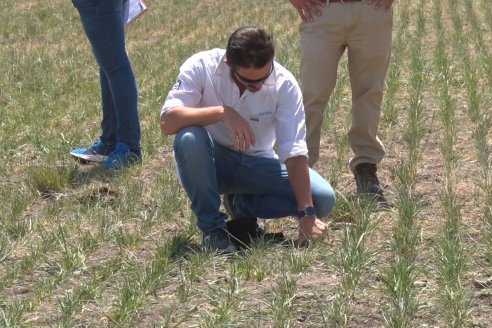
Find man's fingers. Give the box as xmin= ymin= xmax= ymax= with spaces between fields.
xmin=291 ymin=0 xmax=324 ymax=22
xmin=241 ymin=133 xmax=251 ymax=151
xmin=311 ymin=226 xmax=325 ymax=235
xmin=317 ymin=220 xmax=328 ymax=231
xmin=233 ymin=132 xmax=240 ymax=149
xmin=296 ymin=226 xmax=327 ymax=248
xmin=236 ymin=133 xmax=245 ymax=151
xmin=300 ymin=219 xmax=328 ymax=236
xmin=246 ymin=126 xmax=256 ymax=147
xmin=300 ymin=226 xmax=326 ymax=238
xmin=302 ymin=8 xmax=314 ymax=22
xmin=237 ymin=127 xmax=255 ymax=151
xmin=234 ymin=129 xmax=255 ymax=152
xmin=295 ymin=7 xmax=308 ymax=21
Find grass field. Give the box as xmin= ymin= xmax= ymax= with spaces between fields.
xmin=1 ymin=0 xmax=491 ymax=327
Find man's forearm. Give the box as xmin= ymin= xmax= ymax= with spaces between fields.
xmin=285 ymin=155 xmax=313 ymax=211
xmin=160 ymin=106 xmax=224 ymax=135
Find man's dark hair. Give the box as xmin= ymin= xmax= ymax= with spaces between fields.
xmin=226 ymin=26 xmax=275 ymax=69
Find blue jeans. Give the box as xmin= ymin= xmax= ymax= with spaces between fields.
xmin=173 ymin=126 xmax=336 ymax=233
xmin=72 ymin=0 xmax=141 ymax=151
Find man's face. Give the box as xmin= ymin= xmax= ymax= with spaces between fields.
xmin=232 ymin=62 xmax=274 ymax=92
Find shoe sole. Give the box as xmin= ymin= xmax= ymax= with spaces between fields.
xmin=70 ymin=151 xmax=108 ymax=163
xmin=103 ymin=156 xmax=142 ymax=170
xmin=202 ymin=244 xmax=238 ymax=254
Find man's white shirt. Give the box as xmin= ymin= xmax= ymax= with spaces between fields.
xmin=161 ymin=48 xmax=308 ymax=163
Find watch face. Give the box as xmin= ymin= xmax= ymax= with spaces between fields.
xmin=305 ymin=206 xmax=316 ymax=217
xmin=299 ymin=206 xmax=316 ymax=218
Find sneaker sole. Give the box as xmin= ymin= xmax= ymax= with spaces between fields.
xmin=70 ymin=151 xmax=108 ymax=163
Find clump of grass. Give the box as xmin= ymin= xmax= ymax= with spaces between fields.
xmin=111 ymin=279 xmax=145 ymax=325
xmin=335 ymin=199 xmax=375 ymax=295
xmin=270 ymin=271 xmax=298 ymax=328
xmin=2 ymin=183 xmax=35 ymax=240
xmin=176 ymin=264 xmax=194 ymax=303
xmin=391 ymin=185 xmax=421 ymax=261
xmin=485 ymin=205 xmax=492 ymax=263
xmin=58 ymin=284 xmax=98 ymax=328
xmin=200 ymin=263 xmax=243 ymax=327
xmin=109 ymin=235 xmax=192 ymax=326
xmin=381 ymin=259 xmax=419 ymax=328
xmin=236 ymin=247 xmax=268 ymax=282
xmin=160 ymin=304 xmax=196 ymax=328
xmin=381 ymin=183 xmax=422 ymax=327
xmin=0 ymin=235 xmax=14 ymax=264
xmin=0 ymin=228 xmax=59 ymax=290
xmin=0 ymin=301 xmax=27 ymax=328
xmin=327 ymin=196 xmax=377 ymax=326
xmin=434 ymin=181 xmax=470 ymax=326
xmin=27 ymin=164 xmax=76 ymax=197
xmin=56 ymin=256 xmax=123 ymax=326
xmin=380 ymin=171 xmax=422 ymax=328
xmin=284 ymin=246 xmax=315 ymax=274
xmin=327 ymin=293 xmax=352 ymax=328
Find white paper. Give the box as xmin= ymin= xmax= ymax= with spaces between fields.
xmin=125 ymin=0 xmax=147 ymax=25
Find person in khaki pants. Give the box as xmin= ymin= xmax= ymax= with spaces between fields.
xmin=289 ymin=0 xmax=394 ymax=204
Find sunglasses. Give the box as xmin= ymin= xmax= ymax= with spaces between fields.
xmin=233 ymin=63 xmax=274 ymax=86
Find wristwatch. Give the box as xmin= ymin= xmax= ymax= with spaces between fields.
xmin=298 ymin=206 xmax=316 ymax=219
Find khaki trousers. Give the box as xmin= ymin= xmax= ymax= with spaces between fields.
xmin=299 ymin=1 xmax=393 ymax=170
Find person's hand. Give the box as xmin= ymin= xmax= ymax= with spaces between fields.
xmin=222 ymin=106 xmax=256 ymax=152
xmin=289 ymin=0 xmax=327 ymax=22
xmin=296 ymin=216 xmax=328 ymax=247
xmin=367 ymin=0 xmax=394 ymax=11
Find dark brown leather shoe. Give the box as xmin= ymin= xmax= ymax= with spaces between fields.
xmin=353 ymin=163 xmax=389 ymax=207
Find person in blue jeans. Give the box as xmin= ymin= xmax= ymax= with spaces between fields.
xmin=160 ymin=26 xmax=336 ymax=252
xmin=70 ymin=0 xmax=142 ymax=170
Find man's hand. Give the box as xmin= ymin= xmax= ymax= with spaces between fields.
xmin=296 ymin=216 xmax=328 ymax=247
xmin=289 ymin=0 xmax=327 ymax=22
xmin=367 ymin=0 xmax=394 ymax=11
xmin=222 ymin=106 xmax=256 ymax=152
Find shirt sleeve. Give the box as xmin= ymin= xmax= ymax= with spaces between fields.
xmin=161 ymin=53 xmax=205 ymax=118
xmin=274 ymin=76 xmax=308 ymax=163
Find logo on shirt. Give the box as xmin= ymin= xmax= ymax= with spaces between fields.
xmin=172 ymin=79 xmax=182 ymax=90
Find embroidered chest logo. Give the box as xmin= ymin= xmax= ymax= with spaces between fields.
xmin=173 ymin=79 xmax=182 ymax=90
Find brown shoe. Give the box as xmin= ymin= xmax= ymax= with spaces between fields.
xmin=353 ymin=163 xmax=389 ymax=206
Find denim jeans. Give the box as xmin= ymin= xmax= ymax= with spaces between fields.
xmin=72 ymin=0 xmax=141 ymax=151
xmin=173 ymin=126 xmax=336 ymax=233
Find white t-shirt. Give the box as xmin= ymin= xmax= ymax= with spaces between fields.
xmin=161 ymin=48 xmax=307 ymax=163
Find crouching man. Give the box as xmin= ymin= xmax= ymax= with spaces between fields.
xmin=160 ymin=26 xmax=336 ymax=252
